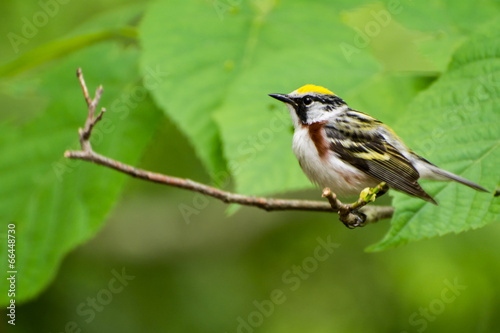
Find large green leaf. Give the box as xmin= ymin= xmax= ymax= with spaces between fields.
xmin=0 ymin=43 xmax=162 ymax=304
xmin=140 ymin=0 xmax=390 ymax=195
xmin=368 ymin=23 xmax=500 ymax=251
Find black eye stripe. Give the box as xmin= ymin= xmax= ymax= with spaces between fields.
xmin=296 ymin=95 xmax=345 ymax=106
xmin=300 ymin=95 xmax=346 ymax=109
xmin=291 ymin=94 xmax=347 ymax=124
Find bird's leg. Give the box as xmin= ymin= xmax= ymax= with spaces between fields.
xmin=322 ymin=182 xmax=388 ymax=229
xmin=322 ymin=188 xmax=366 ymax=228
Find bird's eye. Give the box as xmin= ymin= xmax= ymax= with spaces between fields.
xmin=303 ymin=97 xmax=313 ymax=106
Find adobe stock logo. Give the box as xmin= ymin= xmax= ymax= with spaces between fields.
xmin=401 ymin=278 xmax=467 ymax=333
xmin=48 ymin=267 xmax=135 ymax=333
xmin=7 ymin=0 xmax=71 ymax=54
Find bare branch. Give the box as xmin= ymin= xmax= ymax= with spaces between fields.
xmin=65 ymin=68 xmax=394 ymax=227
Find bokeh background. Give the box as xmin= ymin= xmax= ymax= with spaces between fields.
xmin=1 ymin=0 xmax=499 ymax=332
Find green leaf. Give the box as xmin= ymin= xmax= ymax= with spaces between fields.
xmin=368 ymin=23 xmax=500 ymax=251
xmin=140 ymin=0 xmax=238 ymax=177
xmin=0 ymin=43 xmax=162 ymax=304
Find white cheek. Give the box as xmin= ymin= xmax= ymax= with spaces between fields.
xmin=306 ymin=103 xmax=347 ymax=124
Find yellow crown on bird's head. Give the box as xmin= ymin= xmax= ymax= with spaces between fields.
xmin=295 ymin=84 xmax=335 ymax=96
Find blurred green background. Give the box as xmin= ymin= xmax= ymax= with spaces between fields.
xmin=1 ymin=0 xmax=499 ymax=332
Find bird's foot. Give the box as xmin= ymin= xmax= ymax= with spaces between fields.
xmin=322 ymin=182 xmax=389 ymax=229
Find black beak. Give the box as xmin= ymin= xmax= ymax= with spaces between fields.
xmin=269 ymin=93 xmax=294 ymax=105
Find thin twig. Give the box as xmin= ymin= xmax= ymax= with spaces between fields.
xmin=64 ymin=68 xmax=394 ymax=227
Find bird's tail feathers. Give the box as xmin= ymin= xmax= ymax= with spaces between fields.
xmin=426 ymin=164 xmax=489 ymax=193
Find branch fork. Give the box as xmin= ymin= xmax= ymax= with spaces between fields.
xmin=75 ymin=68 xmax=106 ymax=151
xmin=64 ymin=68 xmax=394 ymax=228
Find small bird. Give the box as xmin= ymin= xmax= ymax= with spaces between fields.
xmin=269 ymin=84 xmax=488 ymax=204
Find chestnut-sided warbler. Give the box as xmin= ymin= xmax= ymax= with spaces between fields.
xmin=269 ymin=84 xmax=488 ymax=204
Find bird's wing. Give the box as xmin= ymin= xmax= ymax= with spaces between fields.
xmin=324 ymin=113 xmax=437 ymax=204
